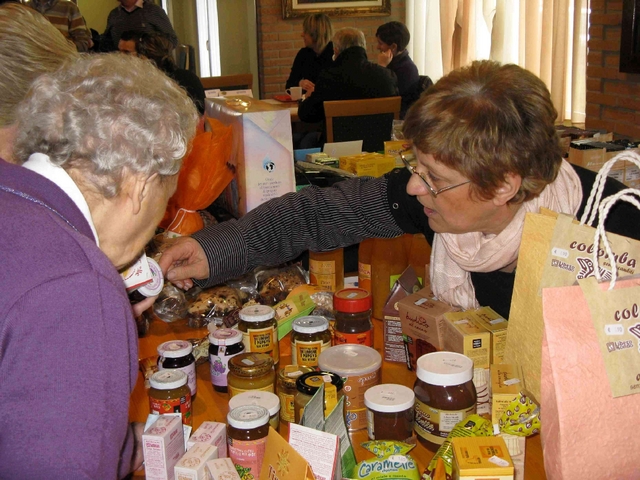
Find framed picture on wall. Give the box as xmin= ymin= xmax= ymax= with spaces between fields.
xmin=282 ymin=0 xmax=390 ymax=19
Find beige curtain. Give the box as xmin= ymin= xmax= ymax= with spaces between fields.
xmin=406 ymin=0 xmax=587 ymax=123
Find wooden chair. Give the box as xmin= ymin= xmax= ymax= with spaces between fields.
xmin=323 ymin=96 xmax=402 ymax=152
xmin=200 ymin=73 xmax=253 ymax=92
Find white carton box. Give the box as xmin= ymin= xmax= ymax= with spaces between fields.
xmin=143 ymin=415 xmax=185 ymax=480
xmin=174 ymin=443 xmax=218 ymax=480
xmin=206 ymin=458 xmax=242 ymax=480
xmin=187 ymin=421 xmax=227 ymax=457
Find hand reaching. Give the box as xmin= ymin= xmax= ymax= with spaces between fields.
xmin=157 ymin=236 xmax=210 ymax=290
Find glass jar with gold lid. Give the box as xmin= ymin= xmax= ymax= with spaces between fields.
xmin=227 ymin=352 xmax=275 ymax=397
xmin=277 ymin=365 xmax=315 ymax=424
xmin=294 ymin=371 xmax=344 ymax=423
xmin=237 ymin=305 xmax=279 ymax=366
xmin=291 ymin=316 xmax=331 ymax=367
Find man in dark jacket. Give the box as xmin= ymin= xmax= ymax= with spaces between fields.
xmin=298 ymin=27 xmax=398 ymax=124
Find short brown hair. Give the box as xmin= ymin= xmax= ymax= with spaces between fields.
xmin=303 ymin=13 xmax=333 ymax=53
xmin=403 ymin=60 xmax=562 ymax=204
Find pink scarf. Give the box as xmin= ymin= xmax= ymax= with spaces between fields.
xmin=430 ymin=160 xmax=583 ymax=310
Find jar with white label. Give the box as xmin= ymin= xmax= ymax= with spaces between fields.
xmin=227 ymin=405 xmax=270 ymax=478
xmin=237 ymin=305 xmax=279 ymax=366
xmin=209 ymin=328 xmax=245 ymax=393
xmin=413 ymin=351 xmax=476 ymax=451
xmin=365 ymin=384 xmax=415 ymax=442
xmin=229 ymin=390 xmax=281 ymax=431
xmin=291 ymin=316 xmax=331 ymax=367
xmin=157 ymin=339 xmax=197 ymax=397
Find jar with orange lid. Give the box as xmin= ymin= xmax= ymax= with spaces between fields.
xmin=237 ymin=305 xmax=279 ymax=366
xmin=333 ymin=288 xmax=373 ymax=347
xmin=227 ymin=352 xmax=276 ymax=397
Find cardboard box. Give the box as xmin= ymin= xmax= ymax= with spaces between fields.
xmin=259 ymin=428 xmax=316 ymax=480
xmin=174 ymin=443 xmax=218 ymax=480
xmin=384 ymin=140 xmax=412 ymax=167
xmin=472 ymin=307 xmax=508 ymax=365
xmin=452 ymin=436 xmax=514 ymax=480
xmin=206 ymin=97 xmax=295 ymax=217
xmin=339 ymin=153 xmax=395 ymax=177
xmin=442 ymin=311 xmax=491 ymax=369
xmin=398 ymin=288 xmax=457 ymax=370
xmin=206 ymin=458 xmax=242 ymax=480
xmin=142 ymin=415 xmax=185 ymax=480
xmin=490 ymin=364 xmax=525 ymax=425
xmin=187 ymin=421 xmax=226 ymax=457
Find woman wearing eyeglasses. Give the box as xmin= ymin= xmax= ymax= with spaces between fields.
xmin=158 ymin=60 xmax=640 ymax=318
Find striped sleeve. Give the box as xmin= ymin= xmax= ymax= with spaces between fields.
xmin=192 ymin=175 xmax=404 ymax=287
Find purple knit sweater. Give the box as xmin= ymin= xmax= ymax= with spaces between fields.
xmin=0 ymin=158 xmax=138 ymax=478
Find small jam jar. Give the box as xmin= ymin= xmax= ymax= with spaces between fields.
xmin=128 ymin=257 xmax=164 ymax=303
xmin=333 ymin=288 xmax=373 ymax=347
xmin=227 ymin=405 xmax=270 ymax=477
xmin=229 ymin=390 xmax=281 ymax=431
xmin=294 ymin=371 xmax=344 ymax=423
xmin=277 ymin=365 xmax=315 ymax=424
xmin=209 ymin=328 xmax=245 ymax=393
xmin=291 ymin=316 xmax=331 ymax=367
xmin=227 ymin=352 xmax=276 ymax=397
xmin=414 ymin=352 xmax=477 ymax=450
xmin=157 ymin=339 xmax=197 ymax=397
xmin=365 ymin=384 xmax=415 ymax=442
xmin=148 ymin=369 xmax=192 ymax=425
xmin=237 ymin=305 xmax=279 ymax=366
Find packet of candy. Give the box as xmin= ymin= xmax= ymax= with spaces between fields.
xmin=422 ymin=414 xmax=492 ymax=480
xmin=497 ymin=390 xmax=541 ymax=436
xmin=352 ymin=441 xmax=419 ymax=480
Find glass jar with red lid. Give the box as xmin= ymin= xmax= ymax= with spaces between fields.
xmin=333 ymin=288 xmax=373 ymax=347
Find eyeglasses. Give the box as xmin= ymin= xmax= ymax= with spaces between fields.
xmin=401 ymin=153 xmax=471 ymax=197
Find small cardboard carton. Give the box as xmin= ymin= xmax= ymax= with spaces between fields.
xmin=442 ymin=311 xmax=491 ymax=369
xmin=174 ymin=443 xmax=218 ymax=480
xmin=472 ymin=307 xmax=508 ymax=365
xmin=398 ymin=288 xmax=457 ymax=370
xmin=187 ymin=421 xmax=226 ymax=457
xmin=206 ymin=458 xmax=242 ymax=480
xmin=490 ymin=364 xmax=525 ymax=425
xmin=452 ymin=436 xmax=514 ymax=480
xmin=142 ymin=415 xmax=185 ymax=480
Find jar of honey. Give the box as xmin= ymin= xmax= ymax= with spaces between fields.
xmin=237 ymin=305 xmax=279 ymax=366
xmin=277 ymin=365 xmax=315 ymax=424
xmin=309 ymin=248 xmax=344 ymax=292
xmin=227 ymin=352 xmax=276 ymax=397
xmin=291 ymin=316 xmax=331 ymax=366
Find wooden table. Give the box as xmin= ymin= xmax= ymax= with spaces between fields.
xmin=262 ymin=98 xmax=299 ymax=123
xmin=130 ymin=318 xmax=546 ymax=479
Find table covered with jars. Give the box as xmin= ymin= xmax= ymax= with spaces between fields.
xmin=129 ymin=311 xmax=546 ymax=479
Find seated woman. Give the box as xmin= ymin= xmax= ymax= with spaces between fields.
xmin=0 ymin=53 xmax=198 ymax=478
xmin=157 ymin=60 xmax=640 ymax=319
xmin=286 ymin=13 xmax=333 ymax=96
xmin=138 ymin=32 xmax=206 ymax=115
xmin=376 ymin=21 xmax=420 ymax=118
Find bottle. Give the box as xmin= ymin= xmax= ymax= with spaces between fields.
xmin=408 ymin=233 xmax=431 ymax=287
xmin=309 ymin=248 xmax=344 ymax=292
xmin=358 ymin=239 xmax=374 ymax=293
xmin=370 ymin=236 xmax=408 ymax=319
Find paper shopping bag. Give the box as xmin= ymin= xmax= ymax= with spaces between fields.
xmin=541 ymin=275 xmax=640 ymax=479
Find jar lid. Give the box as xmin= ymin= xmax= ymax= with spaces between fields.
xmin=278 ymin=365 xmax=315 ymax=389
xmin=228 ymin=391 xmax=280 ymax=416
xmin=137 ymin=257 xmax=164 ymax=297
xmin=333 ymin=288 xmax=372 ymax=313
xmin=149 ymin=369 xmax=188 ymax=390
xmin=292 ymin=316 xmax=329 ymax=334
xmin=227 ymin=405 xmax=270 ymax=429
xmin=296 ymin=371 xmax=344 ymax=396
xmin=209 ymin=328 xmax=243 ymax=346
xmin=238 ymin=305 xmax=275 ymax=322
xmin=364 ymin=384 xmax=415 ymax=413
xmin=229 ymin=353 xmax=274 ymax=377
xmin=318 ymin=344 xmax=381 ymax=376
xmin=157 ymin=339 xmax=193 ymax=358
xmin=416 ymin=351 xmax=474 ymax=386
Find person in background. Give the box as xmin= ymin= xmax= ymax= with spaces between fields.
xmin=137 ymin=32 xmax=206 ymax=115
xmin=23 ymin=0 xmax=92 ymax=51
xmin=0 ymin=53 xmax=198 ymax=478
xmin=117 ymin=28 xmax=141 ymax=54
xmin=286 ymin=13 xmax=334 ymax=96
xmin=158 ymin=60 xmax=640 ymax=319
xmin=102 ymin=0 xmax=177 ymax=52
xmin=375 ymin=21 xmax=420 ymax=118
xmin=0 ymin=2 xmax=77 ymax=163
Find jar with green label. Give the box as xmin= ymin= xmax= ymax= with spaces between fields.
xmin=291 ymin=316 xmax=331 ymax=367
xmin=237 ymin=305 xmax=279 ymax=366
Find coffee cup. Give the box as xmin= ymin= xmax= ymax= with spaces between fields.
xmin=286 ymin=86 xmax=302 ymax=101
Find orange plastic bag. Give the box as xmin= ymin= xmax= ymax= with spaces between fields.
xmin=164 ymin=118 xmax=235 ymax=235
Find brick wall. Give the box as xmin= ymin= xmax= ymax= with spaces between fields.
xmin=256 ymin=0 xmax=406 ymax=99
xmin=586 ymin=0 xmax=640 ymax=139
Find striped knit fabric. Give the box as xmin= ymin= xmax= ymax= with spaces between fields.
xmin=25 ymin=0 xmax=91 ymax=52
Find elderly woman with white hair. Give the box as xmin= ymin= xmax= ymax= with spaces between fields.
xmin=0 ymin=53 xmax=198 ymax=478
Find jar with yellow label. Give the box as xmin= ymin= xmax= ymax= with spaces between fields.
xmin=227 ymin=352 xmax=275 ymax=398
xmin=291 ymin=316 xmax=331 ymax=367
xmin=294 ymin=371 xmax=344 ymax=423
xmin=237 ymin=305 xmax=279 ymax=366
xmin=277 ymin=365 xmax=315 ymax=424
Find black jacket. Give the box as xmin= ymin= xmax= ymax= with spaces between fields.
xmin=386 ymin=50 xmax=419 ymax=118
xmin=297 ymin=46 xmax=399 ymax=124
xmin=285 ymin=42 xmax=334 ymax=90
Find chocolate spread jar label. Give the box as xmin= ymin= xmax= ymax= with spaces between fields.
xmin=343 ymin=369 xmax=381 ymax=431
xmin=414 ymin=398 xmax=475 ymax=445
xmin=242 ymin=326 xmax=279 ymax=364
